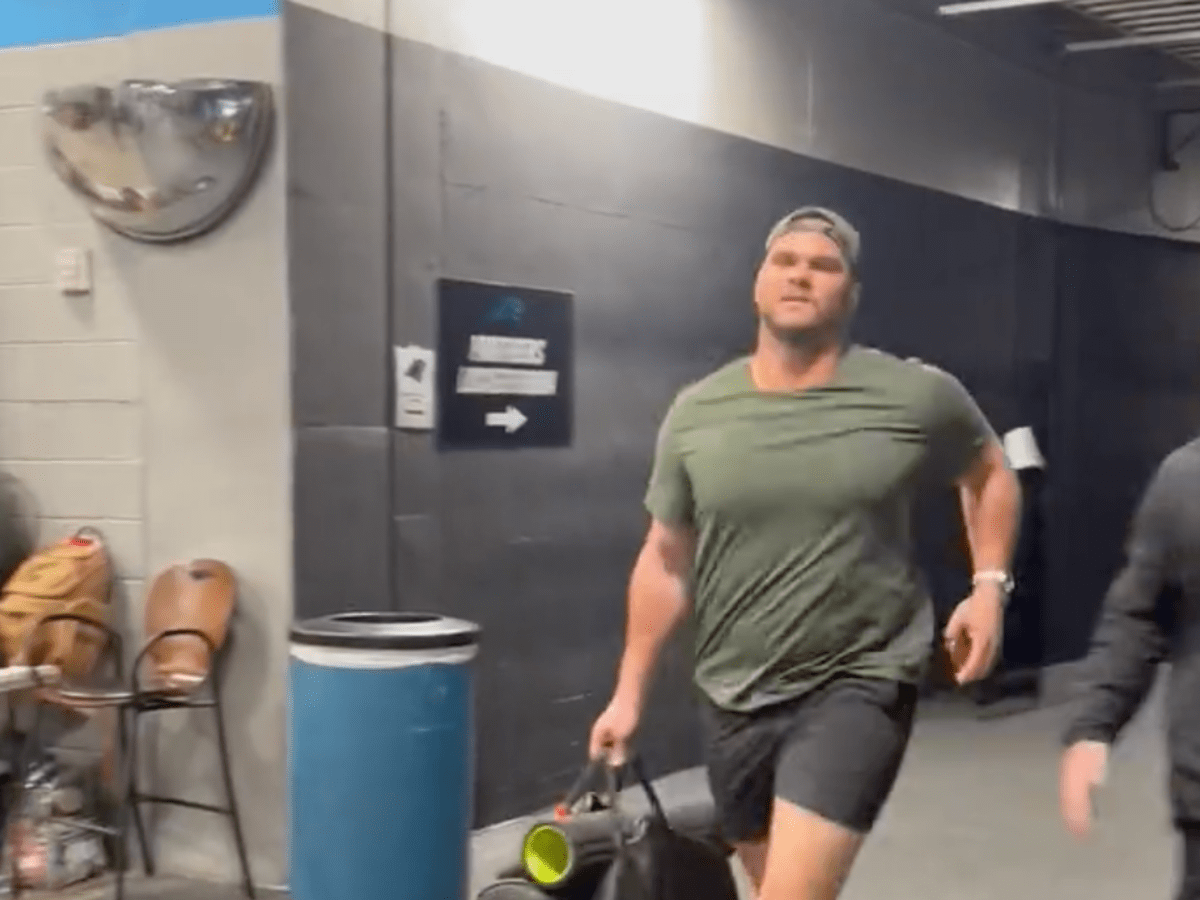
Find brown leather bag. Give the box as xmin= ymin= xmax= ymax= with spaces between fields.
xmin=0 ymin=528 xmax=112 ymax=679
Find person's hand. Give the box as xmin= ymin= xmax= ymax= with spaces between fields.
xmin=1060 ymin=740 xmax=1109 ymax=838
xmin=588 ymin=694 xmax=641 ymax=766
xmin=943 ymin=585 xmax=1004 ymax=684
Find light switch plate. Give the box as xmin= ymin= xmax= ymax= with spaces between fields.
xmin=54 ymin=248 xmax=92 ymax=295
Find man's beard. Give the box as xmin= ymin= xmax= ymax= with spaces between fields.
xmin=762 ymin=314 xmax=844 ymax=349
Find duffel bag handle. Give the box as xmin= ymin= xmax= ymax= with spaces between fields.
xmin=555 ymin=753 xmax=668 ymax=827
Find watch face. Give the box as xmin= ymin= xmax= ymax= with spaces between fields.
xmin=975 ymin=573 xmax=1013 ymax=592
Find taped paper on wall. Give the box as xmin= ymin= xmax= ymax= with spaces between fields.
xmin=394 ymin=345 xmax=435 ymax=430
xmin=455 ymin=366 xmax=558 ymax=397
xmin=467 ymin=334 xmax=547 ymax=366
xmin=1002 ymin=426 xmax=1046 ymax=471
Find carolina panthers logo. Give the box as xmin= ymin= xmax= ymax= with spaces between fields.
xmin=482 ymin=295 xmax=525 ymax=327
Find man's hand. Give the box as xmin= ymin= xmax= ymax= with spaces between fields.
xmin=942 ymin=585 xmax=1004 ymax=684
xmin=587 ymin=694 xmax=641 ymax=766
xmin=1059 ymin=741 xmax=1109 ymax=838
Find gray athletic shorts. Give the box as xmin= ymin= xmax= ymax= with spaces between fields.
xmin=700 ymin=676 xmax=918 ymax=841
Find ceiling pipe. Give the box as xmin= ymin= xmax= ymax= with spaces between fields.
xmin=1065 ymin=27 xmax=1200 ymax=50
xmin=938 ymin=0 xmax=1064 ymax=15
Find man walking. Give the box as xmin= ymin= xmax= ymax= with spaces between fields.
xmin=1059 ymin=437 xmax=1200 ymax=899
xmin=588 ymin=207 xmax=1021 ymax=900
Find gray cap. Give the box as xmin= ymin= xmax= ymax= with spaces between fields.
xmin=765 ymin=206 xmax=861 ymax=272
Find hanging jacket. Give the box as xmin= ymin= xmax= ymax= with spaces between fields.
xmin=1063 ymin=436 xmax=1200 ymax=822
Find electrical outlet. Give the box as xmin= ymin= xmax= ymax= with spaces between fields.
xmin=54 ymin=248 xmax=92 ymax=295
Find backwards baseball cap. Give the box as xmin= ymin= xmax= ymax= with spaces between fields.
xmin=764 ymin=206 xmax=861 ymax=273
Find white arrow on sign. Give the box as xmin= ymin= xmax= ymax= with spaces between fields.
xmin=485 ymin=405 xmax=528 ymax=434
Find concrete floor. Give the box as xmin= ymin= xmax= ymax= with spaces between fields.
xmin=843 ymin=691 xmax=1173 ymax=900
xmin=28 ymin=877 xmax=287 ymax=900
xmin=471 ymin=684 xmax=1177 ymax=900
xmin=53 ymin=681 xmax=1179 ymax=899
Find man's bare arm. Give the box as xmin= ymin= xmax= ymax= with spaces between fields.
xmin=612 ymin=520 xmax=694 ymax=713
xmin=956 ymin=440 xmax=1021 ymax=591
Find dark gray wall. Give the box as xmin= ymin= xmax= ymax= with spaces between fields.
xmin=286 ymin=5 xmax=392 ymax=616
xmin=284 ymin=3 xmax=1200 ymax=826
xmin=1046 ymin=226 xmax=1200 ymax=662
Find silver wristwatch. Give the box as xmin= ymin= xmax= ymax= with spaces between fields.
xmin=972 ymin=569 xmax=1014 ymax=602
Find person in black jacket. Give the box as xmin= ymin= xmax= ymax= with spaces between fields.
xmin=1060 ymin=436 xmax=1200 ymax=898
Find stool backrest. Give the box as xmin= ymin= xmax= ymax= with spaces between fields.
xmin=144 ymin=559 xmax=236 ymax=685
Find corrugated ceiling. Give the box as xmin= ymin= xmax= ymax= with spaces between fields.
xmin=937 ymin=0 xmax=1200 ymax=79
xmin=1069 ymin=1 xmax=1200 ymax=73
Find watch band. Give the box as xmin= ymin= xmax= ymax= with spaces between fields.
xmin=973 ymin=569 xmax=1014 ymax=598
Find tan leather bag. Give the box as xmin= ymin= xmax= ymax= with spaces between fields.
xmin=0 ymin=529 xmax=112 ymax=679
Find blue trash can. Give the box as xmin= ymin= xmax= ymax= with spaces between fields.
xmin=289 ymin=612 xmax=481 ymax=900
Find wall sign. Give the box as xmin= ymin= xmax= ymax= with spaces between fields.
xmin=436 ymin=278 xmax=574 ymax=450
xmin=394 ymin=344 xmax=435 ymax=431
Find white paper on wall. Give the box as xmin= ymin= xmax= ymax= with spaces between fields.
xmin=1002 ymin=426 xmax=1046 ymax=471
xmin=394 ymin=345 xmax=436 ymax=430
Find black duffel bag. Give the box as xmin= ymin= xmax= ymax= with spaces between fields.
xmin=591 ymin=757 xmax=739 ymax=900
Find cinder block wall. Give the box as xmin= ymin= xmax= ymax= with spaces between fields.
xmin=0 ymin=2 xmax=291 ymax=886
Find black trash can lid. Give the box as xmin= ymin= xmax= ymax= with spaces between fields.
xmin=290 ymin=612 xmax=480 ymax=651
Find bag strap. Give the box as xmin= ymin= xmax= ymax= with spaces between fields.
xmin=555 ymin=757 xmax=611 ymax=819
xmin=556 ymin=753 xmax=669 ymax=828
xmin=600 ymin=762 xmax=627 ymax=854
xmin=614 ymin=754 xmax=669 ymax=825
xmin=602 ymin=756 xmax=670 ymax=897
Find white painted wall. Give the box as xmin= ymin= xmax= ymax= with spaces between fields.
xmin=0 ymin=36 xmax=145 ymax=608
xmin=0 ymin=17 xmax=290 ymax=887
xmin=291 ymin=0 xmax=1200 ymax=243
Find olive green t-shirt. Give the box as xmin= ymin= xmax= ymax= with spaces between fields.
xmin=645 ymin=345 xmax=997 ymax=713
